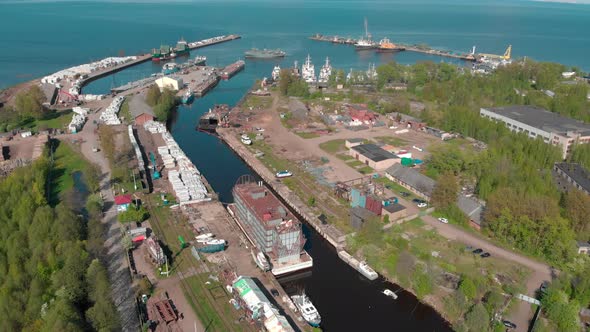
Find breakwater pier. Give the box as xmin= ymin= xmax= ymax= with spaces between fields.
xmin=310 ymin=33 xmax=477 ymax=61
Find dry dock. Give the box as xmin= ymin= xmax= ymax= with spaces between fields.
xmin=309 ymin=33 xmax=476 ymax=61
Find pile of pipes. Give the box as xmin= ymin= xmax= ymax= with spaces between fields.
xmin=143 ymin=120 xmax=167 ymax=134
xmin=99 ymin=96 xmax=125 ymax=125
xmin=128 ymin=125 xmax=145 ymax=171
xmin=68 ymin=107 xmax=89 ymax=133
xmin=79 ymin=94 xmax=106 ymax=101
xmin=41 ymin=56 xmax=138 ymax=85
xmin=143 ymin=120 xmax=208 ymax=204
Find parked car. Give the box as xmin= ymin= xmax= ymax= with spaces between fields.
xmin=417 ymin=202 xmax=427 ymax=208
xmin=270 ymin=288 xmax=280 ymax=297
xmin=399 ymin=192 xmax=410 ymax=197
xmin=472 ymin=248 xmax=483 ymax=254
xmin=502 ymin=320 xmax=517 ymax=329
xmin=480 ymin=252 xmax=491 ymax=258
xmin=437 ymin=217 xmax=449 ymax=224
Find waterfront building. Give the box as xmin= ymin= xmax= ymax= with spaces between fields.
xmin=553 ymin=162 xmax=590 ymax=195
xmin=480 ymin=106 xmax=590 ymax=159
xmin=231 ymin=177 xmax=312 ymax=275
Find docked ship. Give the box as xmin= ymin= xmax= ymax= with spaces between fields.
xmin=252 ymin=250 xmax=271 ymax=271
xmin=291 ymin=293 xmax=321 ymax=327
xmin=244 ymin=48 xmax=286 ymax=59
xmin=193 ymin=55 xmax=207 ymax=66
xmin=196 ymin=104 xmax=229 ymax=133
xmin=301 ymin=55 xmax=316 ymax=84
xmin=181 ymin=88 xmax=194 ymax=104
xmin=377 ymin=38 xmax=405 ymax=52
xmin=271 ymin=65 xmax=281 ymax=81
xmin=317 ymin=57 xmax=332 ymax=84
xmin=228 ymin=175 xmax=313 ymax=276
xmin=152 ymin=45 xmax=173 ymax=62
xmin=220 ymin=60 xmax=245 ymax=80
xmin=355 ymin=18 xmax=377 ymax=50
xmin=173 ymin=38 xmax=190 ymax=57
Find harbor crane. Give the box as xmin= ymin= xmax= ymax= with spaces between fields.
xmin=478 ymin=45 xmax=512 ymax=61
xmin=149 ymin=152 xmax=161 ymax=180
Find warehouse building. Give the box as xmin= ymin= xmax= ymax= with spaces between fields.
xmin=385 ymin=164 xmax=435 ymax=200
xmin=349 ymin=144 xmax=399 ymax=170
xmin=480 ymin=106 xmax=590 ymax=159
xmin=155 ymin=76 xmax=183 ymax=91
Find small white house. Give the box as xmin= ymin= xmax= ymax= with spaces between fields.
xmin=20 ymin=131 xmax=32 ymax=138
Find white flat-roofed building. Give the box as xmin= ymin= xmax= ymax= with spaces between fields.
xmin=480 ymin=106 xmax=590 ymax=159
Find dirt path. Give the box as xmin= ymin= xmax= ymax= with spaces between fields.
xmin=421 ymin=215 xmax=551 ymax=331
xmin=67 ymin=106 xmax=140 ymax=331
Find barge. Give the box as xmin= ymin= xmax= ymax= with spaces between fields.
xmin=220 ymin=60 xmax=245 ymax=80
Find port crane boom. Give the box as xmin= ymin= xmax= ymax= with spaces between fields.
xmin=478 ymin=45 xmax=512 ymax=60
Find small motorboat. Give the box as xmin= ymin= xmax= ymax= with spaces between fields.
xmin=382 ymin=289 xmax=398 ymax=299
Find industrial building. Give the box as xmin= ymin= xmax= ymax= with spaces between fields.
xmin=231 ymin=178 xmax=312 ymax=275
xmin=480 ymin=106 xmax=590 ymax=159
xmin=349 ymin=143 xmax=399 ymax=170
xmin=553 ymin=162 xmax=590 ymax=195
xmin=385 ymin=164 xmax=435 ymax=200
xmin=155 ymin=76 xmax=183 ymax=91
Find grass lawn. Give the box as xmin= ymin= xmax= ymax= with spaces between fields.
xmin=347 ymin=160 xmax=364 ymax=167
xmin=243 ymin=95 xmax=272 ymax=109
xmin=375 ymin=136 xmax=408 ymax=147
xmin=336 ymin=153 xmax=354 ymax=161
xmin=373 ymin=176 xmax=420 ymax=201
xmin=120 ymin=97 xmax=132 ymax=124
xmin=358 ymin=166 xmax=374 ymax=174
xmin=50 ymin=140 xmax=90 ymax=201
xmin=295 ymin=132 xmax=320 ymax=139
xmin=319 ymin=139 xmax=345 ymax=154
xmin=31 ymin=110 xmax=73 ymax=132
xmin=182 ymin=275 xmax=238 ymax=332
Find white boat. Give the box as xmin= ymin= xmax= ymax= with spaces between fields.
xmin=195 ymin=233 xmax=214 ymax=242
xmin=291 ymin=293 xmax=321 ymax=327
xmin=382 ymin=289 xmax=398 ymax=299
xmin=355 ymin=18 xmax=376 ymax=50
xmin=240 ymin=134 xmax=252 ymax=145
xmin=358 ymin=261 xmax=378 ymax=280
xmin=275 ymin=170 xmax=293 ymax=178
xmin=252 ymin=250 xmax=271 ymax=271
xmin=272 ymin=65 xmax=281 ymax=81
xmin=317 ymin=57 xmax=332 ymax=84
xmin=301 ymin=54 xmax=316 ymax=84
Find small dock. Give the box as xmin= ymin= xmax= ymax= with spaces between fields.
xmin=309 ymin=33 xmax=476 ymax=61
xmin=79 ymin=34 xmax=241 ymax=92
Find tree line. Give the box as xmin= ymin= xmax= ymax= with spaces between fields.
xmin=0 ymin=151 xmax=119 ymax=331
xmin=146 ymin=84 xmax=178 ymax=122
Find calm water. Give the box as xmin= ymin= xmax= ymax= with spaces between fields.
xmin=3 ymin=1 xmax=590 ymax=330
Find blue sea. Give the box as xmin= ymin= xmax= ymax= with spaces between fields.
xmin=1 ymin=0 xmax=590 ymax=90
xmin=2 ymin=1 xmax=589 ymax=330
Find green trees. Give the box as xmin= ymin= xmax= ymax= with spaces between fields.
xmin=541 ymin=286 xmax=580 ymax=332
xmin=458 ymin=277 xmax=477 ymax=300
xmin=145 ymin=84 xmax=177 ymax=122
xmin=278 ymin=69 xmax=310 ymax=98
xmin=464 ymin=303 xmax=491 ymax=332
xmin=563 ymin=189 xmax=590 ymax=238
xmin=431 ymin=172 xmax=459 ymax=209
xmin=0 ymin=151 xmax=118 ymax=331
xmin=117 ymin=204 xmax=149 ymax=223
xmin=14 ymin=85 xmax=47 ymax=119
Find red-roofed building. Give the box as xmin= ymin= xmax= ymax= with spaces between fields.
xmin=347 ymin=104 xmax=377 ymax=126
xmin=114 ymin=194 xmax=133 ymax=212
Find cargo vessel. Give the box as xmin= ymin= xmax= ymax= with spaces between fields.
xmin=227 ymin=175 xmax=313 ymax=276
xmin=244 ymin=48 xmax=286 ymax=59
xmin=220 ymin=60 xmax=245 ymax=80
xmin=172 ymin=38 xmax=190 ymax=57
xmin=152 ymin=45 xmax=173 ymax=62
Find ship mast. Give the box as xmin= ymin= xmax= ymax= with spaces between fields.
xmin=364 ymin=17 xmax=371 ymax=40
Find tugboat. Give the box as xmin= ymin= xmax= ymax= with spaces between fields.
xmin=252 ymin=250 xmax=271 ymax=271
xmin=377 ymin=38 xmax=405 ymax=52
xmin=291 ymin=293 xmax=321 ymax=327
xmin=196 ymin=239 xmax=226 ymax=253
xmin=181 ymin=88 xmax=194 ymax=104
xmin=355 ymin=18 xmax=377 ymax=50
xmin=240 ymin=134 xmax=252 ymax=145
xmin=271 ymin=65 xmax=281 ymax=81
xmin=162 ymin=62 xmax=179 ymax=75
xmin=382 ymin=289 xmax=398 ymax=299
xmin=317 ymin=57 xmax=332 ymax=84
xmin=301 ymin=55 xmax=316 ymax=84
